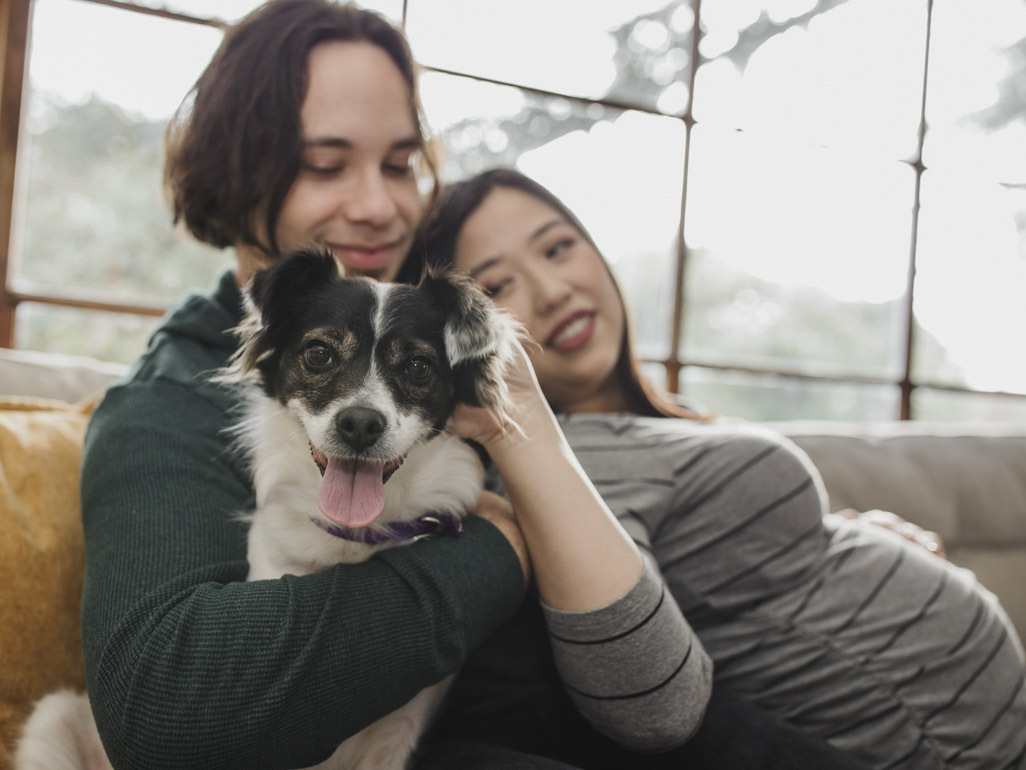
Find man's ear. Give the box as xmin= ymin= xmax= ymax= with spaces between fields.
xmin=418 ymin=267 xmax=518 ymax=412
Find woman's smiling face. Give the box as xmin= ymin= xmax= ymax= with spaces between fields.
xmin=453 ymin=186 xmax=629 ymax=413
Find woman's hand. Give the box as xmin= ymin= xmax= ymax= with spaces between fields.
xmin=839 ymin=508 xmax=947 ymax=559
xmin=447 ymin=340 xmax=641 ymax=612
xmin=447 ymin=339 xmax=558 ymax=453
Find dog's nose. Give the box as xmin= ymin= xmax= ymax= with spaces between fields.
xmin=336 ymin=406 xmax=386 ymax=452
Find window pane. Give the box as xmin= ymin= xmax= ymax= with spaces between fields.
xmin=695 ymin=0 xmax=926 ymax=159
xmin=408 ymin=0 xmax=696 ymax=115
xmin=123 ymin=0 xmax=263 ymax=22
xmin=13 ymin=0 xmax=229 ymax=307
xmin=422 ymin=73 xmax=685 ymax=359
xmin=680 ymin=367 xmax=900 ymax=421
xmin=14 ymin=303 xmax=161 ymax=365
xmin=912 ymin=171 xmax=1026 ymax=394
xmin=131 ymin=0 xmax=404 ymax=25
xmin=681 ymin=125 xmax=913 ymax=378
xmin=913 ymin=388 xmax=1026 ymax=423
xmin=923 ymin=0 xmax=1026 ymax=182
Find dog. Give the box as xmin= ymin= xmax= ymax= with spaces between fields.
xmin=15 ymin=249 xmax=518 ymax=770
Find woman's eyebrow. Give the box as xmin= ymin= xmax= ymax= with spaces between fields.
xmin=469 ymin=256 xmax=503 ymax=279
xmin=529 ymin=219 xmax=563 ymax=243
xmin=468 ymin=219 xmax=568 ymax=278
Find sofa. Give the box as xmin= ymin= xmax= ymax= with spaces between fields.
xmin=1 ymin=345 xmax=1024 ymax=767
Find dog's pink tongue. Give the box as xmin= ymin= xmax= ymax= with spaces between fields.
xmin=318 ymin=457 xmax=385 ymax=528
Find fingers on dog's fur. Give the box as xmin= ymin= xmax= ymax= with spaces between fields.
xmin=419 ymin=267 xmax=520 ymax=422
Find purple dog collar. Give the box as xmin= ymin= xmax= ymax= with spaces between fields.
xmin=310 ymin=511 xmax=464 ymax=545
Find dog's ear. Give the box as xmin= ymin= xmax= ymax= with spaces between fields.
xmin=418 ymin=267 xmax=518 ymax=413
xmin=248 ymin=248 xmax=341 ymax=325
xmin=223 ymin=249 xmax=341 ymax=382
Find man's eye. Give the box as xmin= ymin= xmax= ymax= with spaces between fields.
xmin=303 ymin=343 xmax=334 ymax=370
xmin=405 ymin=357 xmax=433 ymax=382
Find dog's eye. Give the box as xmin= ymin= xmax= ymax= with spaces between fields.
xmin=405 ymin=357 xmax=433 ymax=383
xmin=303 ymin=343 xmax=334 ymax=371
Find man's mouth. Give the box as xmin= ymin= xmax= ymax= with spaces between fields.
xmin=309 ymin=443 xmax=406 ymax=528
xmin=324 ymin=241 xmax=400 ymax=274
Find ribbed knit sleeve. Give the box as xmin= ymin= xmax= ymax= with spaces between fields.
xmin=541 ymin=557 xmax=712 ymax=751
xmin=80 ymin=378 xmax=525 ymax=770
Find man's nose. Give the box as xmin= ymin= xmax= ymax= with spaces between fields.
xmin=342 ymin=169 xmax=399 ymax=227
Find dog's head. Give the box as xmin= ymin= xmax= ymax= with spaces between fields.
xmin=225 ymin=248 xmax=516 ymax=528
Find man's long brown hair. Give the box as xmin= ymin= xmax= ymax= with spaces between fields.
xmin=164 ymin=0 xmax=438 ymax=266
xmin=421 ymin=168 xmax=702 ymax=419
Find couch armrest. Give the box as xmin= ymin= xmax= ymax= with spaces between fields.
xmin=0 ymin=347 xmax=127 ymax=403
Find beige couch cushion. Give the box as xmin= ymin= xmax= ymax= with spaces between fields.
xmin=776 ymin=420 xmax=1026 ymax=641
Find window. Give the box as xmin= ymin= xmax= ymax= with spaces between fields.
xmin=2 ymin=0 xmax=1024 ymax=421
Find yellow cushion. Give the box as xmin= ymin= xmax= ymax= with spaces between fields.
xmin=0 ymin=396 xmax=95 ymax=770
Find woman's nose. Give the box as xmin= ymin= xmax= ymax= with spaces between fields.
xmin=529 ymin=264 xmax=572 ymax=315
xmin=342 ymin=169 xmax=398 ymax=227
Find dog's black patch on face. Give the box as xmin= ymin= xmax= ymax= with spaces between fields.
xmin=243 ymin=251 xmax=379 ymax=406
xmin=376 ymin=286 xmax=458 ymax=430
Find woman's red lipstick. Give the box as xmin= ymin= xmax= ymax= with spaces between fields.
xmin=546 ymin=311 xmax=595 ymax=353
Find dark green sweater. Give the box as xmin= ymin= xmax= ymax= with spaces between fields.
xmin=79 ymin=271 xmax=526 ymax=769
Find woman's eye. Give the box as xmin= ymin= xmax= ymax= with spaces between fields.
xmin=405 ymin=357 xmax=433 ymax=382
xmin=545 ymin=238 xmax=575 ymax=259
xmin=303 ymin=343 xmax=334 ymax=370
xmin=483 ymin=279 xmax=511 ymax=299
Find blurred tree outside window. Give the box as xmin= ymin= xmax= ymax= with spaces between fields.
xmin=4 ymin=0 xmax=1025 ymax=422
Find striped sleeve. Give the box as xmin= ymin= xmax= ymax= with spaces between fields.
xmin=540 ymin=557 xmax=713 ymax=751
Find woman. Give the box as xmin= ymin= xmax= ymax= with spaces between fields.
xmin=423 ymin=168 xmax=1026 ymax=769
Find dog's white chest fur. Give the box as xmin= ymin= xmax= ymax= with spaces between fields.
xmin=241 ymin=393 xmax=482 ymax=770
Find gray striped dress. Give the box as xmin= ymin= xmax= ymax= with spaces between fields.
xmin=557 ymin=413 xmax=1026 ymax=769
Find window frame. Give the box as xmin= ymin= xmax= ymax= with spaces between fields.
xmin=1 ymin=0 xmax=1023 ymax=419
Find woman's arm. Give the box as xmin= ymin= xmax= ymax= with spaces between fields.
xmin=81 ymin=378 xmax=526 ymax=770
xmin=447 ymin=343 xmax=712 ymax=749
xmin=448 ymin=342 xmax=642 ymax=612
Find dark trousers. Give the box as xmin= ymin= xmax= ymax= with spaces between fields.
xmin=415 ymin=689 xmax=871 ymax=769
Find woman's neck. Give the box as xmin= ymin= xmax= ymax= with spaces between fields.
xmin=552 ymin=375 xmax=635 ymax=416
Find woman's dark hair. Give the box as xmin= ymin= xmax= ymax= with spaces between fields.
xmin=164 ymin=0 xmax=438 ymax=264
xmin=422 ymin=168 xmax=702 ymax=420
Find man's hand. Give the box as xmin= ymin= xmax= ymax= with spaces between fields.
xmin=472 ymin=490 xmax=531 ymax=582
